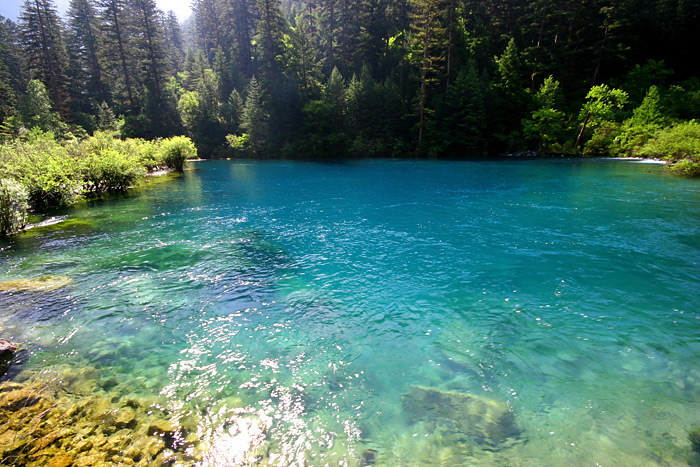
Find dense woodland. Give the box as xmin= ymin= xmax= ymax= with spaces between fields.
xmin=1 ymin=0 xmax=700 ymax=163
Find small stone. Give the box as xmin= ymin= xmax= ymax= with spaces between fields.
xmin=73 ymin=438 xmax=93 ymax=453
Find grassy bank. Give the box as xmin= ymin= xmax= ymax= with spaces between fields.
xmin=0 ymin=131 xmax=197 ymax=236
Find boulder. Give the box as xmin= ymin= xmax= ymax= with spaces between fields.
xmin=403 ymin=385 xmax=520 ymax=448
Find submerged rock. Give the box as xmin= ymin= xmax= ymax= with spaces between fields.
xmin=689 ymin=427 xmax=700 ymax=454
xmin=0 ymin=382 xmax=44 ymax=412
xmin=0 ymin=339 xmax=18 ymax=362
xmin=0 ymin=275 xmax=73 ymax=292
xmin=403 ymin=385 xmax=520 ymax=448
xmin=0 ymin=368 xmax=201 ymax=467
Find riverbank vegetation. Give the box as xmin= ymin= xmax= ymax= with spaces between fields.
xmin=0 ymin=82 xmax=196 ymax=235
xmin=0 ymin=0 xmax=699 ymax=174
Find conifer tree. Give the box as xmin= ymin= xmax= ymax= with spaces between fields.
xmin=0 ymin=17 xmax=27 ymax=125
xmin=409 ymin=0 xmax=447 ymax=147
xmin=221 ymin=0 xmax=255 ymax=78
xmin=19 ymin=0 xmax=70 ymax=117
xmin=285 ymin=16 xmax=322 ymax=99
xmin=164 ymin=11 xmax=186 ymax=73
xmin=256 ymin=0 xmax=287 ymax=80
xmin=99 ymin=0 xmax=138 ymax=112
xmin=66 ymin=0 xmax=109 ymax=109
xmin=242 ymin=76 xmax=270 ymax=154
xmin=130 ymin=0 xmax=168 ymax=98
xmin=192 ymin=0 xmax=222 ymax=63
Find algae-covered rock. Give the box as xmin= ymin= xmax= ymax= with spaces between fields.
xmin=403 ymin=385 xmax=520 ymax=448
xmin=115 ymin=407 xmax=137 ymax=429
xmin=0 ymin=382 xmax=44 ymax=411
xmin=0 ymin=275 xmax=73 ymax=292
xmin=46 ymin=452 xmax=75 ymax=467
xmin=689 ymin=427 xmax=700 ymax=454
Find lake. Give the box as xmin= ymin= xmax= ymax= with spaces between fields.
xmin=1 ymin=159 xmax=700 ymax=466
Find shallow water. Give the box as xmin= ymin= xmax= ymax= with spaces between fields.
xmin=2 ymin=159 xmax=700 ymax=466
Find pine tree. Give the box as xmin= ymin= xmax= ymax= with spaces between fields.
xmin=164 ymin=11 xmax=186 ymax=73
xmin=256 ymin=0 xmax=287 ymax=80
xmin=99 ymin=0 xmax=138 ymax=112
xmin=130 ymin=0 xmax=168 ymax=98
xmin=409 ymin=0 xmax=447 ymax=147
xmin=285 ymin=16 xmax=322 ymax=99
xmin=221 ymin=0 xmax=255 ymax=78
xmin=192 ymin=0 xmax=222 ymax=63
xmin=242 ymin=76 xmax=270 ymax=154
xmin=0 ymin=17 xmax=27 ymax=125
xmin=66 ymin=0 xmax=109 ymax=109
xmin=19 ymin=0 xmax=70 ymax=117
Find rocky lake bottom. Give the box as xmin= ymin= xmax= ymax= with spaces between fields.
xmin=1 ymin=159 xmax=700 ymax=466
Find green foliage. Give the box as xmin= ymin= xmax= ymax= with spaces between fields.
xmin=160 ymin=136 xmax=197 ymax=171
xmin=80 ymin=147 xmax=143 ymax=195
xmin=639 ymin=121 xmax=700 ymax=164
xmin=580 ymin=85 xmax=629 ymax=125
xmin=666 ymin=158 xmax=700 ymax=176
xmin=0 ymin=131 xmax=197 ymax=215
xmin=0 ymin=178 xmax=29 ymax=236
xmin=621 ymin=60 xmax=673 ymax=106
xmin=522 ymin=77 xmax=572 ymax=153
xmin=0 ymin=135 xmax=79 ymax=208
xmin=578 ymin=84 xmax=629 ymax=152
xmin=427 ymin=62 xmax=486 ymax=156
xmin=241 ymin=77 xmax=270 ymax=155
xmin=18 ymin=80 xmax=66 ymax=136
xmin=614 ymin=86 xmax=668 ymax=156
xmin=226 ymin=133 xmax=250 ymax=152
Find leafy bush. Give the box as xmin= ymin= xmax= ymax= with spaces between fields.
xmin=80 ymin=148 xmax=144 ymax=195
xmin=0 ymin=136 xmax=80 ymax=209
xmin=667 ymin=159 xmax=700 ymax=176
xmin=0 ymin=178 xmax=29 ymax=236
xmin=639 ymin=121 xmax=700 ymax=176
xmin=639 ymin=121 xmax=700 ymax=161
xmin=160 ymin=136 xmax=196 ymax=171
xmin=0 ymin=132 xmax=199 ymax=232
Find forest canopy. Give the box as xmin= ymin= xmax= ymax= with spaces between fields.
xmin=0 ymin=0 xmax=699 ymax=171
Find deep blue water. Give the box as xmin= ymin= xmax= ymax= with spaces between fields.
xmin=1 ymin=159 xmax=700 ymax=466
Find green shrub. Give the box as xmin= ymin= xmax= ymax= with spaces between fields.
xmin=0 ymin=137 xmax=80 ymax=209
xmin=0 ymin=178 xmax=29 ymax=236
xmin=133 ymin=140 xmax=164 ymax=171
xmin=80 ymin=148 xmax=144 ymax=195
xmin=639 ymin=121 xmax=700 ymax=162
xmin=667 ymin=159 xmax=700 ymax=176
xmin=160 ymin=136 xmax=196 ymax=172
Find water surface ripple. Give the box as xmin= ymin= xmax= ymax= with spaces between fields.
xmin=2 ymin=159 xmax=700 ymax=466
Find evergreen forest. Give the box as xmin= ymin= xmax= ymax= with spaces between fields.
xmin=1 ymin=0 xmax=700 ymax=165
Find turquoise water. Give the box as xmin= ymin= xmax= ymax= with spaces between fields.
xmin=2 ymin=159 xmax=700 ymax=466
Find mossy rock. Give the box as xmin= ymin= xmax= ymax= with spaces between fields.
xmin=0 ymin=275 xmax=73 ymax=292
xmin=689 ymin=427 xmax=700 ymax=454
xmin=403 ymin=385 xmax=521 ymax=448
